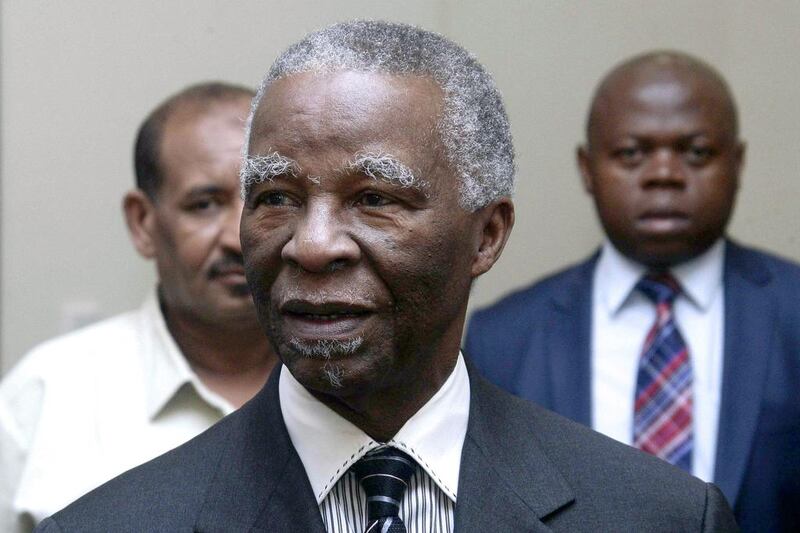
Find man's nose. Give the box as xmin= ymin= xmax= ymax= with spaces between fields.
xmin=281 ymin=202 xmax=360 ymax=273
xmin=220 ymin=198 xmax=244 ymax=253
xmin=641 ymin=148 xmax=686 ymax=188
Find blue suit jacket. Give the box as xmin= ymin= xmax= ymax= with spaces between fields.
xmin=466 ymin=240 xmax=800 ymax=532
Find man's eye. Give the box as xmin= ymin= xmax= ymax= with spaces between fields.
xmin=614 ymin=146 xmax=644 ymax=164
xmin=187 ymin=198 xmax=218 ymax=212
xmin=686 ymin=146 xmax=714 ymax=165
xmin=357 ymin=192 xmax=392 ymax=207
xmin=256 ymin=191 xmax=297 ymax=207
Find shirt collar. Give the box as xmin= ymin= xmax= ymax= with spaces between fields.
xmin=279 ymin=352 xmax=470 ymax=504
xmin=595 ymin=241 xmax=647 ymax=315
xmin=670 ymin=239 xmax=725 ymax=310
xmin=141 ymin=288 xmax=234 ymax=420
xmin=596 ymin=239 xmax=725 ymax=314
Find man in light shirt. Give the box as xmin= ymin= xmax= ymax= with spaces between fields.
xmin=466 ymin=51 xmax=800 ymax=531
xmin=37 ymin=23 xmax=736 ymax=532
xmin=0 ymin=82 xmax=277 ymax=531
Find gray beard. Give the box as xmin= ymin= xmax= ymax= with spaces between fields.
xmin=287 ymin=336 xmax=364 ymax=388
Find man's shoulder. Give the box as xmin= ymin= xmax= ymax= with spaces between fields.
xmin=727 ymin=241 xmax=800 ymax=319
xmin=729 ymin=240 xmax=800 ymax=281
xmin=480 ymin=376 xmax=688 ymax=480
xmin=38 ymin=407 xmax=240 ymax=532
xmin=1 ymin=309 xmax=144 ymax=401
xmin=0 ymin=307 xmax=154 ymax=476
xmin=470 ymin=254 xmax=596 ymax=324
xmin=474 ymin=378 xmax=736 ymax=528
xmin=464 ymin=255 xmax=596 ymax=381
xmin=9 ymin=310 xmax=143 ymax=376
xmin=505 ymin=389 xmax=695 ymax=488
xmin=464 ymin=254 xmax=595 ymax=365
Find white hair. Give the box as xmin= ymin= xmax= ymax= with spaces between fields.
xmin=240 ymin=150 xmax=425 ymax=198
xmin=242 ymin=20 xmax=515 ymax=211
xmin=348 ymin=151 xmax=422 ymax=189
xmin=240 ymin=151 xmax=299 ymax=197
xmin=287 ymin=336 xmax=364 ymax=388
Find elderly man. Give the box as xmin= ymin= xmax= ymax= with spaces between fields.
xmin=0 ymin=82 xmax=276 ymax=531
xmin=467 ymin=51 xmax=800 ymax=531
xmin=36 ymin=24 xmax=737 ymax=532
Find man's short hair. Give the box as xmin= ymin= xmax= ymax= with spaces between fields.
xmin=135 ymin=81 xmax=255 ymax=199
xmin=243 ymin=20 xmax=515 ymax=211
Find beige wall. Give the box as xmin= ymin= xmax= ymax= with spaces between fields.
xmin=2 ymin=0 xmax=799 ymax=373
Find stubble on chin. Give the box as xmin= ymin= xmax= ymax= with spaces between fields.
xmin=321 ymin=362 xmax=345 ymax=388
xmin=287 ymin=336 xmax=363 ymax=389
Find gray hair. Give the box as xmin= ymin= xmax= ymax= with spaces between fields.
xmin=242 ymin=20 xmax=515 ymax=211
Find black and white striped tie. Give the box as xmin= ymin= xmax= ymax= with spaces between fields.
xmin=351 ymin=447 xmax=416 ymax=533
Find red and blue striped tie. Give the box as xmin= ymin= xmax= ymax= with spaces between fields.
xmin=633 ymin=272 xmax=693 ymax=472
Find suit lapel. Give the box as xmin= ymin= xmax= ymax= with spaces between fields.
xmin=455 ymin=365 xmax=574 ymax=532
xmin=714 ymin=241 xmax=775 ymax=508
xmin=194 ymin=366 xmax=326 ymax=533
xmin=545 ymin=254 xmax=597 ymax=426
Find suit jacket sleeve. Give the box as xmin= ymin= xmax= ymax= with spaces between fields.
xmin=704 ymin=483 xmax=739 ymax=532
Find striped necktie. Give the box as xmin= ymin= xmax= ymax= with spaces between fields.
xmin=351 ymin=447 xmax=416 ymax=533
xmin=633 ymin=272 xmax=693 ymax=472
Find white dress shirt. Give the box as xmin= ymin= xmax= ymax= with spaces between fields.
xmin=0 ymin=290 xmax=234 ymax=532
xmin=279 ymin=352 xmax=470 ymax=533
xmin=591 ymin=239 xmax=725 ymax=481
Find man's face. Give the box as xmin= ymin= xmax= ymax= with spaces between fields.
xmin=241 ymin=71 xmax=483 ymax=401
xmin=150 ymin=99 xmax=256 ymax=325
xmin=579 ymin=70 xmax=744 ymax=268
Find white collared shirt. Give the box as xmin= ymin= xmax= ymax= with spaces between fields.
xmin=591 ymin=239 xmax=725 ymax=481
xmin=0 ymin=290 xmax=234 ymax=532
xmin=279 ymin=353 xmax=470 ymax=533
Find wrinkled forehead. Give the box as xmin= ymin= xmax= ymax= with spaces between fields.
xmin=247 ymin=70 xmax=444 ymax=156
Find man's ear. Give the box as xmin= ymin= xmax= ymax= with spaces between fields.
xmin=577 ymin=144 xmax=595 ymax=195
xmin=471 ymin=198 xmax=514 ymax=278
xmin=733 ymin=140 xmax=746 ymax=192
xmin=123 ymin=189 xmax=158 ymax=259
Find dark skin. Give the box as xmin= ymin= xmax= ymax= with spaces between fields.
xmin=578 ymin=53 xmax=745 ymax=269
xmin=124 ymin=99 xmax=276 ymax=408
xmin=240 ymin=71 xmax=514 ymax=440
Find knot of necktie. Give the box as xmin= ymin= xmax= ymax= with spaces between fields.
xmin=351 ymin=447 xmax=416 ymax=533
xmin=636 ymin=272 xmax=682 ymax=306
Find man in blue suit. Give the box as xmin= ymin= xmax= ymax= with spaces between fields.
xmin=466 ymin=51 xmax=800 ymax=532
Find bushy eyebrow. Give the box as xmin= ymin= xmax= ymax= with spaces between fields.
xmin=240 ymin=151 xmax=301 ymax=198
xmin=347 ymin=152 xmax=427 ymax=191
xmin=240 ymin=150 xmax=428 ymax=197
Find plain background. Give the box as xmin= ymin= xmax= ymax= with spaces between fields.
xmin=2 ymin=0 xmax=799 ymax=373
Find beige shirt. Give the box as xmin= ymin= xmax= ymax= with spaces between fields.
xmin=0 ymin=291 xmax=233 ymax=532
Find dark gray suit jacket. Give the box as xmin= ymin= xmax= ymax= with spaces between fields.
xmin=37 ymin=363 xmax=737 ymax=532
